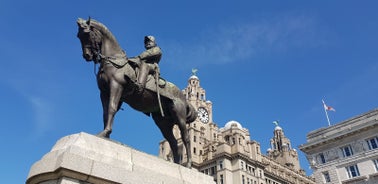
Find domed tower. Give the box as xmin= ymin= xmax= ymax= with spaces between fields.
xmin=267 ymin=121 xmax=301 ymax=171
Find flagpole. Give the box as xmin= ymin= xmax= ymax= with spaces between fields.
xmin=322 ymin=99 xmax=331 ymax=126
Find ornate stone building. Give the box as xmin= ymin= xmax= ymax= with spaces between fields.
xmin=299 ymin=109 xmax=378 ymax=184
xmin=159 ymin=73 xmax=314 ymax=184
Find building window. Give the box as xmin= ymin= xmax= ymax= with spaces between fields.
xmin=259 ymin=170 xmax=263 ymax=177
xmin=204 ymin=169 xmax=209 ymax=175
xmin=323 ymin=171 xmax=331 ymax=182
xmin=367 ymin=136 xmax=378 ymax=150
xmin=242 ymin=175 xmax=245 ymax=184
xmin=211 ymin=166 xmax=216 ymax=175
xmin=319 ymin=153 xmax=326 ymax=164
xmin=241 ymin=161 xmax=244 ymax=170
xmin=200 ymin=127 xmax=205 ymax=135
xmin=193 ymin=147 xmax=197 ymax=154
xmin=193 ymin=136 xmax=196 ymax=142
xmin=219 ymin=174 xmax=224 ymax=184
xmin=225 ymin=136 xmax=229 ymax=143
xmin=346 ymin=164 xmax=360 ymax=178
xmin=341 ymin=145 xmax=353 ymax=157
xmin=373 ymin=159 xmax=378 ymax=171
xmin=219 ymin=160 xmax=223 ymax=170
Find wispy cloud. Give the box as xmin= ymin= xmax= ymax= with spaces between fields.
xmin=299 ymin=62 xmax=378 ymax=128
xmin=28 ymin=96 xmax=54 ymax=136
xmin=164 ymin=14 xmax=330 ymax=68
xmin=2 ymin=63 xmax=57 ymax=138
xmin=323 ymin=62 xmax=378 ymax=109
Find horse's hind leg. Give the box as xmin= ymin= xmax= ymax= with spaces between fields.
xmin=171 ymin=101 xmax=192 ymax=168
xmin=177 ymin=116 xmax=191 ymax=168
xmin=152 ymin=113 xmax=180 ymax=164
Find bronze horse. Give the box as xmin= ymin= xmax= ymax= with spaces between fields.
xmin=76 ymin=18 xmax=196 ymax=167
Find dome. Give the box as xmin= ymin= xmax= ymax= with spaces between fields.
xmin=224 ymin=120 xmax=243 ymax=130
xmin=275 ymin=126 xmax=282 ymax=131
xmin=189 ymin=75 xmax=199 ymax=80
xmin=273 ymin=120 xmax=282 ymax=131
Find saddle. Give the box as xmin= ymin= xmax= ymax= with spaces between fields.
xmin=144 ymin=74 xmax=182 ymax=101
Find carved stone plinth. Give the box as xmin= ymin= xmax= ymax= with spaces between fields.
xmin=26 ymin=132 xmax=215 ymax=184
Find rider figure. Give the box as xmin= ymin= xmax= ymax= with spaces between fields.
xmin=130 ymin=35 xmax=162 ymax=92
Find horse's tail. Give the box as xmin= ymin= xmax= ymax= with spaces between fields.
xmin=186 ymin=103 xmax=198 ymax=124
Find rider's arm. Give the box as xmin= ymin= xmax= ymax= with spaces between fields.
xmin=138 ymin=47 xmax=162 ymax=63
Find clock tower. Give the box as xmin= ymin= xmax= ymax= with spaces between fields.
xmin=183 ymin=69 xmax=213 ymax=124
xmin=159 ymin=70 xmax=219 ymax=167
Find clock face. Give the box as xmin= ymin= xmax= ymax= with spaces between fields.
xmin=197 ymin=107 xmax=209 ymax=123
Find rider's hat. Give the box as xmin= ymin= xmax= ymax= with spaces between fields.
xmin=144 ymin=35 xmax=156 ymax=43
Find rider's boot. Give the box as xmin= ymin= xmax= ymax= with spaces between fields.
xmin=136 ymin=62 xmax=148 ymax=94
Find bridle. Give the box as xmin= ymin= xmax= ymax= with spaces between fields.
xmin=78 ymin=26 xmax=102 ymax=77
xmin=87 ymin=28 xmax=128 ymax=69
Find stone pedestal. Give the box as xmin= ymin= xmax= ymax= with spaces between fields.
xmin=27 ymin=132 xmax=215 ymax=184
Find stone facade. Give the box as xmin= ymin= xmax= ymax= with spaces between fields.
xmin=27 ymin=132 xmax=215 ymax=184
xmin=159 ymin=73 xmax=314 ymax=184
xmin=299 ymin=109 xmax=378 ymax=184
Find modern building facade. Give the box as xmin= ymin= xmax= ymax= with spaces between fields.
xmin=159 ymin=73 xmax=314 ymax=184
xmin=299 ymin=109 xmax=378 ymax=184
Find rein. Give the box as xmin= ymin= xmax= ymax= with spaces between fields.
xmin=94 ymin=47 xmax=127 ymax=68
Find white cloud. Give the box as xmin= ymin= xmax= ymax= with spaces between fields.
xmin=28 ymin=96 xmax=54 ymax=136
xmin=164 ymin=14 xmax=329 ymax=68
xmin=2 ymin=72 xmax=56 ymax=138
xmin=324 ymin=62 xmax=378 ymax=108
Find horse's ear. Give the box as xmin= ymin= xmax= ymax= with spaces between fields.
xmin=87 ymin=16 xmax=91 ymax=25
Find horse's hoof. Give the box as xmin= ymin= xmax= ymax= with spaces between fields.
xmin=97 ymin=130 xmax=111 ymax=138
xmin=186 ymin=162 xmax=192 ymax=169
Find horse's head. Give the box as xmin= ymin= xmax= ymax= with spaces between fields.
xmin=77 ymin=18 xmax=102 ymax=63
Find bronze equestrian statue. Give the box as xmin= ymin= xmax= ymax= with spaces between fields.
xmin=76 ymin=17 xmax=196 ymax=168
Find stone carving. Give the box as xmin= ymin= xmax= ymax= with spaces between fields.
xmin=76 ymin=17 xmax=196 ymax=167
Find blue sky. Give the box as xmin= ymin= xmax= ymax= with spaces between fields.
xmin=1 ymin=1 xmax=378 ymax=183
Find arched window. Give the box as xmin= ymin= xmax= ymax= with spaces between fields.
xmin=225 ymin=136 xmax=230 ymax=143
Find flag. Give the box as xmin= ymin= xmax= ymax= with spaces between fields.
xmin=322 ymin=100 xmax=335 ymax=111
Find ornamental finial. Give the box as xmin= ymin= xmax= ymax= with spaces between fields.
xmin=191 ymin=68 xmax=198 ymax=76
xmin=273 ymin=120 xmax=279 ymax=127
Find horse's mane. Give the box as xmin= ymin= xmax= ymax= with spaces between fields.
xmin=90 ymin=19 xmax=122 ymax=50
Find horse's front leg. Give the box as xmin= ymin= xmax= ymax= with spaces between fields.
xmin=98 ymin=82 xmax=123 ymax=138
